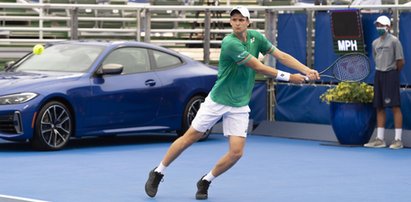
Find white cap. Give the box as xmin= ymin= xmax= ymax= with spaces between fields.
xmin=230 ymin=6 xmax=250 ymax=19
xmin=375 ymin=15 xmax=391 ymax=26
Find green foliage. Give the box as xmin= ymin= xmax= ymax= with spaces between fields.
xmin=320 ymin=82 xmax=374 ymax=104
xmin=0 ymin=61 xmax=5 ymax=71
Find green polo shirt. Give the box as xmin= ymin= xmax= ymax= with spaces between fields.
xmin=210 ymin=30 xmax=275 ymax=107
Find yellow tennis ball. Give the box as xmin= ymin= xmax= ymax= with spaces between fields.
xmin=32 ymin=44 xmax=44 ymax=55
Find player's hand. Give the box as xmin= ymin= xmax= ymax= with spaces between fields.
xmin=289 ymin=73 xmax=308 ymax=84
xmin=305 ymin=69 xmax=320 ymax=81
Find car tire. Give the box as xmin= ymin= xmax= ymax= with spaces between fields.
xmin=31 ymin=101 xmax=73 ymax=151
xmin=177 ymin=95 xmax=211 ymax=141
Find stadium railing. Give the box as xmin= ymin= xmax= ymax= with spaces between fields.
xmin=0 ymin=3 xmax=409 ymax=64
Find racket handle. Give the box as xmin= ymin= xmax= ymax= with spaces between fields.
xmin=304 ymin=76 xmax=310 ymax=81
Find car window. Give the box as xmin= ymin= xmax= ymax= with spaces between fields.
xmin=153 ymin=51 xmax=182 ymax=70
xmin=102 ymin=48 xmax=150 ymax=74
xmin=16 ymin=44 xmax=104 ymax=72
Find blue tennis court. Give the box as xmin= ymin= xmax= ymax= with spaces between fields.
xmin=0 ymin=130 xmax=410 ymax=202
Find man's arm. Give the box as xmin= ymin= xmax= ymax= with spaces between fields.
xmin=394 ymin=40 xmax=405 ymax=71
xmin=397 ymin=59 xmax=404 ymax=71
xmin=271 ymin=48 xmax=318 ymax=79
xmin=244 ymin=56 xmax=308 ymax=84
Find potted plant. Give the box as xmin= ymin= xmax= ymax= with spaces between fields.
xmin=320 ymin=82 xmax=376 ymax=145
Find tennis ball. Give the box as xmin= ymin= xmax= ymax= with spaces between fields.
xmin=32 ymin=44 xmax=44 ymax=55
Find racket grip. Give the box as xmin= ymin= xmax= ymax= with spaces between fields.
xmin=304 ymin=76 xmax=310 ymax=81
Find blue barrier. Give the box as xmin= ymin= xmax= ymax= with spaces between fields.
xmin=275 ymin=84 xmax=411 ymax=129
xmin=277 ymin=13 xmax=307 ymax=74
xmin=250 ymin=81 xmax=267 ymax=124
xmin=274 ymin=12 xmax=411 ymax=129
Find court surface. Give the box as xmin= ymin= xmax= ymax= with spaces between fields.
xmin=0 ymin=133 xmax=410 ymax=202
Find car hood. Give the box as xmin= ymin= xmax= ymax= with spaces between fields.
xmin=0 ymin=71 xmax=84 ymax=93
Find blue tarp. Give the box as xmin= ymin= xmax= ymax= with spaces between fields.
xmin=399 ymin=12 xmax=411 ymax=85
xmin=275 ymin=83 xmax=411 ymax=129
xmin=277 ymin=13 xmax=307 ymax=73
xmin=249 ymin=81 xmax=267 ymax=124
xmin=275 ymin=84 xmax=330 ymax=124
xmin=313 ymin=12 xmax=340 ymax=83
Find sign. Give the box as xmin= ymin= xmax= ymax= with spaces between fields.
xmin=330 ymin=9 xmax=365 ymax=54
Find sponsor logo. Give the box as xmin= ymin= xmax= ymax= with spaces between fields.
xmin=384 ymin=98 xmax=391 ymax=104
xmin=337 ymin=40 xmax=358 ymax=51
xmin=238 ymin=51 xmax=248 ymax=58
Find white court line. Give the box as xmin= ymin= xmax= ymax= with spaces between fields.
xmin=0 ymin=194 xmax=48 ymax=202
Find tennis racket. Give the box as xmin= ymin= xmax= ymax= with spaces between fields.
xmin=317 ymin=53 xmax=370 ymax=82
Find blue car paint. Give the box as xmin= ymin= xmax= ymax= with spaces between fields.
xmin=0 ymin=41 xmax=217 ymax=144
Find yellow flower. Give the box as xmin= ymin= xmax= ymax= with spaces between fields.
xmin=320 ymin=82 xmax=374 ymax=104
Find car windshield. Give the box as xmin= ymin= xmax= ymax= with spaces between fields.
xmin=15 ymin=44 xmax=105 ymax=72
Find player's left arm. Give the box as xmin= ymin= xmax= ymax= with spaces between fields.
xmin=271 ymin=48 xmax=319 ymax=80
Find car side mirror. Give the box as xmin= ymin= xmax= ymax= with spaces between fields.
xmin=96 ymin=63 xmax=123 ymax=76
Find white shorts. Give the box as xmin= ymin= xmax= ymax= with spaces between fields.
xmin=191 ymin=96 xmax=250 ymax=137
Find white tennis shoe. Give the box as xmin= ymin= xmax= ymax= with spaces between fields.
xmin=364 ymin=138 xmax=386 ymax=148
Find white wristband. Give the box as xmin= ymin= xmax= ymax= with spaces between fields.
xmin=276 ymin=70 xmax=290 ymax=81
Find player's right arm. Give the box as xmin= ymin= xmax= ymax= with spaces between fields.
xmin=244 ymin=56 xmax=307 ymax=84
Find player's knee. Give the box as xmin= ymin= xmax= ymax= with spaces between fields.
xmin=181 ymin=129 xmax=202 ymax=143
xmin=175 ymin=136 xmax=194 ymax=150
xmin=229 ymin=149 xmax=243 ymax=161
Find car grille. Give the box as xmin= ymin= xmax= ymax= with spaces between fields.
xmin=0 ymin=111 xmax=23 ymax=134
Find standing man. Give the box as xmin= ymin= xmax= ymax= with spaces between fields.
xmin=364 ymin=15 xmax=405 ymax=149
xmin=145 ymin=6 xmax=320 ymax=200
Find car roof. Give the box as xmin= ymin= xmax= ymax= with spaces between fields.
xmin=47 ymin=40 xmax=179 ymax=55
xmin=47 ymin=40 xmax=157 ymax=49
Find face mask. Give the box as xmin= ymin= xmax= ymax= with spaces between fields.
xmin=376 ymin=27 xmax=387 ymax=36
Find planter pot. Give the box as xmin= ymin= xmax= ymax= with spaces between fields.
xmin=330 ymin=102 xmax=376 ymax=145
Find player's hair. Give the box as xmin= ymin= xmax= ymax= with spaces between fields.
xmin=230 ymin=10 xmax=242 ymax=17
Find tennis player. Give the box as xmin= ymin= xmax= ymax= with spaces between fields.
xmin=145 ymin=6 xmax=320 ymax=200
xmin=364 ymin=15 xmax=405 ymax=149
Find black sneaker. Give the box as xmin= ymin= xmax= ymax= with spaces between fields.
xmin=195 ymin=176 xmax=211 ymax=200
xmin=145 ymin=168 xmax=164 ymax=197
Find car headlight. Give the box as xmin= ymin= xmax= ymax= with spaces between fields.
xmin=0 ymin=92 xmax=38 ymax=105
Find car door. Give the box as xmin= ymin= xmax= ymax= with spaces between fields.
xmin=86 ymin=47 xmax=163 ymax=132
xmin=149 ymin=50 xmax=188 ymax=125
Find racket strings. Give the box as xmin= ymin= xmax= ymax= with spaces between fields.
xmin=333 ymin=55 xmax=370 ymax=81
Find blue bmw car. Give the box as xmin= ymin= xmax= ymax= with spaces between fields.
xmin=0 ymin=41 xmax=217 ymax=150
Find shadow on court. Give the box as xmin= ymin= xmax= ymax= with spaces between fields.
xmin=0 ymin=133 xmax=224 ymax=152
xmin=0 ymin=133 xmax=180 ymax=152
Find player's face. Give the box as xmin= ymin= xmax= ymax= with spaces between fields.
xmin=230 ymin=14 xmax=249 ymax=33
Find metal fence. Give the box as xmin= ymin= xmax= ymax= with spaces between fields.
xmin=0 ymin=2 xmax=410 ymax=121
xmin=0 ymin=3 xmax=409 ymax=64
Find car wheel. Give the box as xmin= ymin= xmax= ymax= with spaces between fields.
xmin=31 ymin=101 xmax=73 ymax=151
xmin=177 ymin=95 xmax=211 ymax=141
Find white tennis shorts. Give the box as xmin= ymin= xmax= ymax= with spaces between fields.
xmin=191 ymin=96 xmax=250 ymax=137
